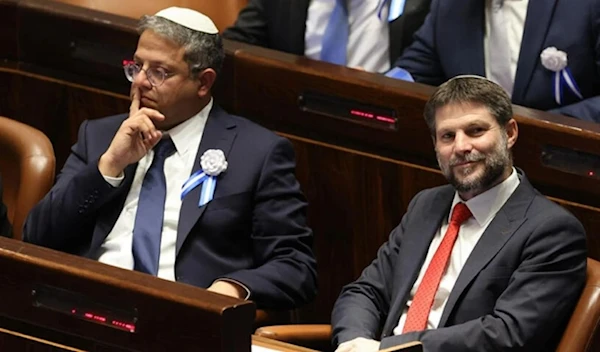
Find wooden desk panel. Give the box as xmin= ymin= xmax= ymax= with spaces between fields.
xmin=232 ymin=47 xmax=600 ymax=208
xmin=0 ymin=237 xmax=255 ymax=351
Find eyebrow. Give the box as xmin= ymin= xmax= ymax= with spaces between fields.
xmin=437 ymin=120 xmax=492 ymax=134
xmin=132 ymin=55 xmax=172 ymax=68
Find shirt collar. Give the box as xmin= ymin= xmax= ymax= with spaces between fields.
xmin=450 ymin=167 xmax=520 ymax=227
xmin=162 ymin=98 xmax=213 ymax=156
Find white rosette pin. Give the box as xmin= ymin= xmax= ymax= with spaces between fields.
xmin=540 ymin=47 xmax=583 ymax=105
xmin=181 ymin=149 xmax=228 ymax=206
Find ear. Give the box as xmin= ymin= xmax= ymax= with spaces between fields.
xmin=504 ymin=118 xmax=518 ymax=149
xmin=196 ymin=68 xmax=217 ymax=98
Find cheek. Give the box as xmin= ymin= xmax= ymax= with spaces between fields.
xmin=435 ymin=147 xmax=452 ymax=163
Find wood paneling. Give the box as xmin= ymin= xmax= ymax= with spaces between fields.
xmin=3 ymin=0 xmax=600 ymax=326
xmin=0 ymin=237 xmax=255 ymax=351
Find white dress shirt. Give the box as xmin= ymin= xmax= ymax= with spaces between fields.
xmin=305 ymin=0 xmax=391 ymax=73
xmin=484 ymin=0 xmax=529 ymax=88
xmin=394 ymin=168 xmax=520 ymax=334
xmin=96 ymin=99 xmax=212 ymax=281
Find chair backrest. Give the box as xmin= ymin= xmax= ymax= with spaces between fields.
xmin=52 ymin=0 xmax=248 ymax=32
xmin=557 ymin=258 xmax=600 ymax=352
xmin=0 ymin=117 xmax=55 ymax=240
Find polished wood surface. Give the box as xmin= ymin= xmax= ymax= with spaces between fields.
xmin=3 ymin=0 xmax=600 ymax=326
xmin=0 ymin=236 xmax=255 ymax=351
xmin=252 ymin=335 xmax=319 ymax=352
xmin=52 ymin=0 xmax=247 ymax=32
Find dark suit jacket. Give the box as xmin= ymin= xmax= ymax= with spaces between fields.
xmin=24 ymin=105 xmax=317 ymax=310
xmin=395 ymin=0 xmax=600 ymax=122
xmin=331 ymin=171 xmax=587 ymax=351
xmin=222 ymin=0 xmax=431 ymax=68
xmin=0 ymin=176 xmax=11 ymax=238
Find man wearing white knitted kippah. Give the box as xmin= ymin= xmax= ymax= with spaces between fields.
xmin=24 ymin=7 xmax=317 ymax=310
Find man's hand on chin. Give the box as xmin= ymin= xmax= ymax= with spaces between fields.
xmin=335 ymin=337 xmax=380 ymax=352
xmin=206 ymin=280 xmax=246 ymax=299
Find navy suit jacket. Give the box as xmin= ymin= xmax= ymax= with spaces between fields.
xmin=332 ymin=171 xmax=587 ymax=351
xmin=222 ymin=0 xmax=431 ymax=69
xmin=24 ymin=105 xmax=317 ymax=310
xmin=395 ymin=0 xmax=600 ymax=122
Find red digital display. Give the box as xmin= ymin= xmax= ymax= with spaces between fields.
xmin=72 ymin=309 xmax=136 ymax=333
xmin=350 ymin=110 xmax=396 ymax=125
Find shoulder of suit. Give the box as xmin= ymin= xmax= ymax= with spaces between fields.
xmin=224 ymin=112 xmax=283 ymax=140
xmin=85 ymin=113 xmax=129 ymax=130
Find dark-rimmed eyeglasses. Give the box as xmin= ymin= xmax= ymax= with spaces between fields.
xmin=122 ymin=60 xmax=175 ymax=87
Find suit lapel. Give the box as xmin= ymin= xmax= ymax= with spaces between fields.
xmin=175 ymin=105 xmax=237 ymax=255
xmin=288 ymin=0 xmax=310 ymax=55
xmin=512 ymin=0 xmax=559 ymax=102
xmin=437 ymin=174 xmax=534 ymax=327
xmin=382 ymin=186 xmax=454 ymax=335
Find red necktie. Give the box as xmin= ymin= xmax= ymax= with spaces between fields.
xmin=402 ymin=202 xmax=472 ymax=333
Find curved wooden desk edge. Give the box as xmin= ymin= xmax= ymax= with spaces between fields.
xmin=252 ymin=335 xmax=320 ymax=352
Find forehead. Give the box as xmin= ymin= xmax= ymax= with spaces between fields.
xmin=434 ymin=102 xmax=498 ymax=131
xmin=134 ymin=30 xmax=186 ymax=66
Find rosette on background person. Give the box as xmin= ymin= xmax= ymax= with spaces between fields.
xmin=181 ymin=149 xmax=228 ymax=207
xmin=540 ymin=47 xmax=584 ymax=105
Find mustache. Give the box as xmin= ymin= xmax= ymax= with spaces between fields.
xmin=449 ymin=152 xmax=485 ymax=167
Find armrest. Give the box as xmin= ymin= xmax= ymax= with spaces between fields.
xmin=255 ymin=309 xmax=297 ymax=328
xmin=255 ymin=324 xmax=332 ymax=351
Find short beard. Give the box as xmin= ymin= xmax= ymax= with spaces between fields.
xmin=438 ymin=135 xmax=511 ymax=195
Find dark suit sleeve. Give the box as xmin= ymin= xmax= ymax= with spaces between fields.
xmin=548 ymin=96 xmax=600 ymax=123
xmin=222 ymin=137 xmax=317 ymax=308
xmin=392 ymin=0 xmax=447 ymax=86
xmin=379 ymin=211 xmax=587 ymax=352
xmin=331 ymin=192 xmax=426 ymax=345
xmin=23 ymin=120 xmax=126 ymax=253
xmin=222 ymin=0 xmax=270 ymax=47
xmin=0 ymin=176 xmax=12 ymax=238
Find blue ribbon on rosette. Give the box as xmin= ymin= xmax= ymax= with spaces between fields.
xmin=552 ymin=67 xmax=583 ymax=105
xmin=181 ymin=149 xmax=227 ymax=207
xmin=541 ymin=47 xmax=583 ymax=105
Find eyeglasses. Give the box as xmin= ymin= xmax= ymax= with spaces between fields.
xmin=122 ymin=60 xmax=175 ymax=87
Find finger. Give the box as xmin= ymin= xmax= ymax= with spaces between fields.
xmin=138 ymin=107 xmax=165 ymax=123
xmin=122 ymin=116 xmax=153 ymax=140
xmin=129 ymin=87 xmax=140 ymax=115
xmin=142 ymin=133 xmax=160 ymax=150
xmin=132 ymin=117 xmax=155 ymax=141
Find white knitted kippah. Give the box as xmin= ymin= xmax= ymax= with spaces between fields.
xmin=154 ymin=7 xmax=219 ymax=34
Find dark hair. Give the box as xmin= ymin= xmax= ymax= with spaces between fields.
xmin=423 ymin=76 xmax=513 ymax=136
xmin=138 ymin=15 xmax=225 ymax=77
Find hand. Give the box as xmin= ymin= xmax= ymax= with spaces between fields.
xmin=206 ymin=280 xmax=246 ymax=299
xmin=335 ymin=337 xmax=380 ymax=352
xmin=98 ymin=88 xmax=165 ymax=177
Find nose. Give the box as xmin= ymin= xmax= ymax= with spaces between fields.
xmin=133 ymin=67 xmax=152 ymax=89
xmin=453 ymin=131 xmax=473 ymax=154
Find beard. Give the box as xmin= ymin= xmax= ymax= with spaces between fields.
xmin=438 ymin=135 xmax=511 ymax=195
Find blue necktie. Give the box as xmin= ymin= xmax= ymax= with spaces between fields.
xmin=320 ymin=0 xmax=349 ymax=65
xmin=132 ymin=137 xmax=176 ymax=275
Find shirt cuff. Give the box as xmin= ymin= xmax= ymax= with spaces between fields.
xmin=102 ymin=172 xmax=124 ymax=187
xmin=384 ymin=67 xmax=415 ymax=82
xmin=215 ymin=278 xmax=251 ymax=300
